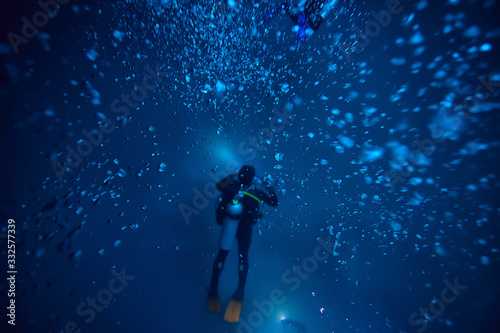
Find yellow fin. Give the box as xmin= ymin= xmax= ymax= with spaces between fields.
xmin=224 ymin=299 xmax=242 ymax=323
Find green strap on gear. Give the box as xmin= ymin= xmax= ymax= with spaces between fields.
xmin=241 ymin=191 xmax=262 ymax=204
xmin=230 ymin=191 xmax=267 ymax=217
xmin=232 ymin=191 xmax=265 ymax=213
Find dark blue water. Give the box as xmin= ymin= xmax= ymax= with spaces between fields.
xmin=1 ymin=0 xmax=499 ymax=332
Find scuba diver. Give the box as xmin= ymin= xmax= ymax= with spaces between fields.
xmin=207 ymin=165 xmax=278 ymax=322
xmin=260 ymin=0 xmax=338 ymax=43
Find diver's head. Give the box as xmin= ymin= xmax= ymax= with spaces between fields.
xmin=237 ymin=165 xmax=255 ymax=186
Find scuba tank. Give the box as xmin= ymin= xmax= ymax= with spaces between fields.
xmin=217 ymin=176 xmax=271 ymax=249
xmin=218 ymin=192 xmax=244 ymax=250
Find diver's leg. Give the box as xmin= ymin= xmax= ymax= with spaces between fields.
xmin=234 ymin=223 xmax=252 ymax=300
xmin=209 ymin=248 xmax=229 ymax=296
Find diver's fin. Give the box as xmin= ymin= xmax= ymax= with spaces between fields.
xmin=224 ymin=299 xmax=242 ymax=323
xmin=207 ymin=295 xmax=221 ymax=314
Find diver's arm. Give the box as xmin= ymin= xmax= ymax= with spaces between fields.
xmin=267 ymin=187 xmax=279 ymax=207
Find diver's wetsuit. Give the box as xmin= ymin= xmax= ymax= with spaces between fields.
xmin=209 ymin=173 xmax=278 ymax=300
xmin=260 ymin=1 xmax=334 ymax=42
